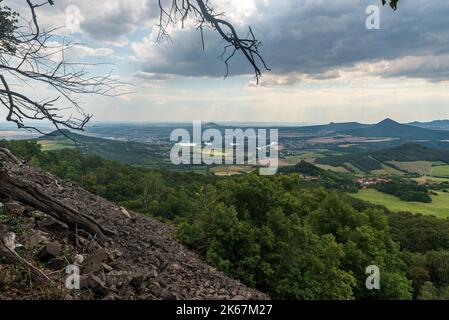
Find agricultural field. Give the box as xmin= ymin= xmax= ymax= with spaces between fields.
xmin=343 ymin=162 xmax=364 ymax=174
xmin=352 ymin=188 xmax=449 ymax=219
xmin=281 ymin=155 xmax=308 ymax=166
xmin=431 ymin=165 xmax=449 ymax=178
xmin=210 ymin=165 xmax=255 ymax=176
xmin=283 ymin=150 xmax=343 ymax=166
xmin=315 ymin=164 xmax=349 ymax=173
xmin=414 ymin=176 xmax=449 ymax=184
xmin=371 ymin=164 xmax=404 ymax=176
xmin=388 ymin=161 xmax=443 ymax=175
xmin=38 ymin=139 xmax=76 ymax=151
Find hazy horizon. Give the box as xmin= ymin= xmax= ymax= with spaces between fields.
xmin=2 ymin=117 xmax=449 ymax=134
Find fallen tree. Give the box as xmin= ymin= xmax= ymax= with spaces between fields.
xmin=0 ymin=148 xmax=113 ymax=243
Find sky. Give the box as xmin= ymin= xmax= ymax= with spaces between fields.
xmin=2 ymin=0 xmax=449 ymax=124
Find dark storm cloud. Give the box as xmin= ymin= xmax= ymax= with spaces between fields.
xmin=138 ymin=0 xmax=449 ymax=82
xmin=80 ymin=0 xmax=160 ymax=44
xmin=12 ymin=0 xmax=447 ymax=81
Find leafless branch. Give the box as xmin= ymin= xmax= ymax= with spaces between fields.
xmin=156 ymin=0 xmax=270 ymax=84
xmin=0 ymin=0 xmax=121 ymax=134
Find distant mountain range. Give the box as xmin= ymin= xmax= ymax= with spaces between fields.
xmin=277 ymin=118 xmax=449 ymax=141
xmin=342 ymin=118 xmax=449 ymax=141
xmin=407 ymin=119 xmax=449 ymax=130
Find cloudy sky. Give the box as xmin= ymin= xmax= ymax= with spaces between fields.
xmin=3 ymin=0 xmax=449 ymax=124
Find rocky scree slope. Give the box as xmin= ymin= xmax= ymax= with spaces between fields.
xmin=0 ymin=148 xmax=268 ymax=300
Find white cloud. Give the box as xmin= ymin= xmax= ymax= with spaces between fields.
xmin=69 ymin=44 xmax=114 ymax=57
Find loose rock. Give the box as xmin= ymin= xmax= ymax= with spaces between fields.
xmin=37 ymin=241 xmax=62 ymax=261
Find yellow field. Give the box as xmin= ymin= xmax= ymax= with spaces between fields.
xmin=210 ymin=165 xmax=255 ymax=176
xmin=38 ymin=140 xmax=75 ymax=151
xmin=414 ymin=176 xmax=449 ymax=184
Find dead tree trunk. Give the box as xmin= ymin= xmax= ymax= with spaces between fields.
xmin=0 ymin=161 xmax=113 ymax=243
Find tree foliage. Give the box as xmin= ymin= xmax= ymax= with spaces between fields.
xmin=0 ymin=140 xmax=427 ymax=299
xmin=375 ymin=181 xmax=432 ymax=203
xmin=0 ymin=0 xmax=18 ymax=54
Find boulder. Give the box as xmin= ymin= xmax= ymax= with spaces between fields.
xmin=102 ymin=263 xmax=114 ymax=273
xmin=80 ymin=274 xmax=110 ymax=295
xmin=131 ymin=273 xmax=147 ymax=288
xmin=21 ymin=229 xmax=49 ymax=249
xmin=37 ymin=241 xmax=62 ymax=261
xmin=105 ymin=270 xmax=133 ymax=288
xmin=120 ymin=207 xmax=131 ymax=218
xmin=74 ymin=254 xmax=85 ymax=265
xmin=82 ymin=248 xmax=108 ymax=274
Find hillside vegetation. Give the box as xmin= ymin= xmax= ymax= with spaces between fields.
xmin=3 ymin=140 xmax=449 ymax=299
xmin=317 ymin=144 xmax=449 ymax=173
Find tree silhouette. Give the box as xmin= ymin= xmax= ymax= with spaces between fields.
xmin=0 ymin=0 xmax=123 ymax=136
xmin=383 ymin=0 xmax=399 ymax=11
xmin=157 ymin=0 xmax=270 ymax=84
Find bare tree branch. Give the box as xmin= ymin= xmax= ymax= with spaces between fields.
xmin=0 ymin=0 xmax=121 ymax=134
xmin=156 ymin=0 xmax=271 ymax=84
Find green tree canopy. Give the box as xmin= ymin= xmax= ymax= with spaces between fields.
xmin=0 ymin=1 xmax=18 ymax=54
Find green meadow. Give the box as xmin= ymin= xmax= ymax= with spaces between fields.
xmin=431 ymin=165 xmax=449 ymax=178
xmin=352 ymin=188 xmax=449 ymax=219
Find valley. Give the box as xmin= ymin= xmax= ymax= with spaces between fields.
xmin=3 ymin=117 xmax=447 ymax=218
xmin=3 ymin=117 xmax=449 ymax=299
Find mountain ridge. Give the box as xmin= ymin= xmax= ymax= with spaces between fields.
xmin=342 ymin=119 xmax=449 ymax=141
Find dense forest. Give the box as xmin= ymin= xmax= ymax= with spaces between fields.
xmin=2 ymin=140 xmax=449 ymax=300
xmin=375 ymin=181 xmax=432 ymax=203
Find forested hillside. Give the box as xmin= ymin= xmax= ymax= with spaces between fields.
xmin=317 ymin=144 xmax=449 ymax=173
xmin=3 ymin=140 xmax=449 ymax=300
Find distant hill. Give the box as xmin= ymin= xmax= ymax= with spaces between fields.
xmin=38 ymin=129 xmax=171 ymax=168
xmin=279 ymin=121 xmax=368 ymax=137
xmin=343 ymin=119 xmax=449 ymax=141
xmin=279 ymin=119 xmax=449 ymax=141
xmin=373 ymin=143 xmax=449 ymax=163
xmin=316 ymin=143 xmax=449 ymax=173
xmin=407 ymin=120 xmax=449 ymax=131
xmin=279 ymin=161 xmax=357 ymax=190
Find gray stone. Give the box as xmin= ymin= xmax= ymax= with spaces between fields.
xmin=82 ymin=248 xmax=108 ymax=274
xmin=21 ymin=229 xmax=49 ymax=249
xmin=37 ymin=241 xmax=62 ymax=261
xmin=80 ymin=274 xmax=110 ymax=295
xmin=131 ymin=273 xmax=147 ymax=288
